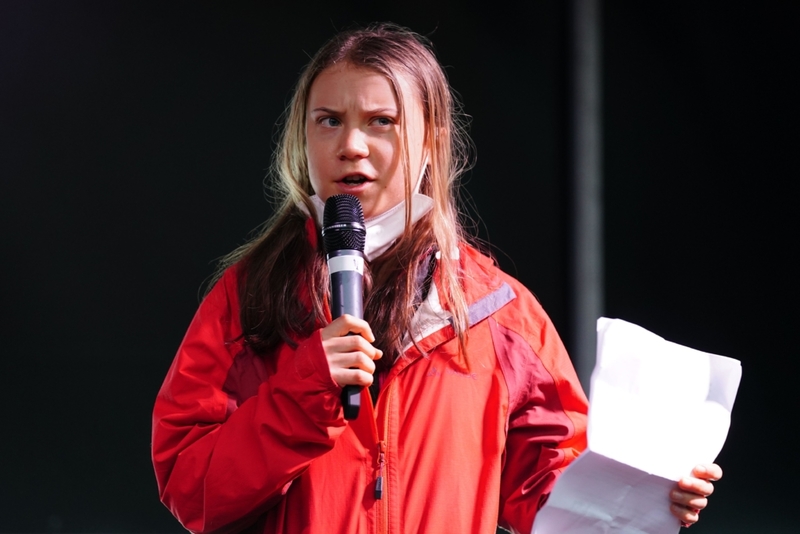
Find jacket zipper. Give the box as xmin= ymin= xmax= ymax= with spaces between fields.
xmin=375 ymin=441 xmax=386 ymax=499
xmin=376 ymin=381 xmax=394 ymax=533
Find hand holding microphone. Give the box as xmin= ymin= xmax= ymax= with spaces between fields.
xmin=320 ymin=316 xmax=381 ymax=388
xmin=321 ymin=194 xmax=382 ymax=420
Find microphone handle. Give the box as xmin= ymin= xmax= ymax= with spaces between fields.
xmin=330 ymin=265 xmax=364 ymax=420
xmin=330 ymin=270 xmax=364 ymax=321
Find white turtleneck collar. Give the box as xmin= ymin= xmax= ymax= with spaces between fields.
xmin=306 ymin=194 xmax=434 ymax=261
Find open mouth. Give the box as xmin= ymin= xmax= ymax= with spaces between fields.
xmin=340 ymin=174 xmax=370 ymax=185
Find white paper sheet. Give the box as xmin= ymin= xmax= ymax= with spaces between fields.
xmin=532 ymin=318 xmax=742 ymax=534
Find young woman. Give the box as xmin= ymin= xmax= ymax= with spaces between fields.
xmin=152 ymin=23 xmax=720 ymax=533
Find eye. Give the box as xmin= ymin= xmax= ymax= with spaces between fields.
xmin=372 ymin=117 xmax=395 ymax=127
xmin=318 ymin=116 xmax=341 ymax=127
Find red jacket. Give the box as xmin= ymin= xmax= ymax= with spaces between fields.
xmin=152 ymin=236 xmax=588 ymax=534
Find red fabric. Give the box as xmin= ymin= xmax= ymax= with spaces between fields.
xmin=152 ymin=241 xmax=588 ymax=534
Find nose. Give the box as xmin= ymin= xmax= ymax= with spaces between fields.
xmin=337 ymin=127 xmax=369 ymax=160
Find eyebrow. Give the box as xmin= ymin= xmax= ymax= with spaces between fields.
xmin=364 ymin=107 xmax=399 ymax=115
xmin=310 ymin=107 xmax=341 ymax=115
xmin=309 ymin=107 xmax=399 ymax=115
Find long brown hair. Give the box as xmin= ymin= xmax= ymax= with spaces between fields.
xmin=213 ymin=23 xmax=474 ymax=364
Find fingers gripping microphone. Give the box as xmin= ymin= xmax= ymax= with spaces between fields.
xmin=322 ymin=194 xmax=367 ymax=420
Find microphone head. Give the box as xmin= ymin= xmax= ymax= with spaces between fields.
xmin=322 ymin=194 xmax=366 ymax=254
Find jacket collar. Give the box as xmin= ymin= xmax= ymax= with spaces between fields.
xmin=306 ymin=215 xmax=517 ymax=361
xmin=401 ymin=244 xmax=517 ymax=358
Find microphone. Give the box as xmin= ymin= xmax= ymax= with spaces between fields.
xmin=322 ymin=194 xmax=367 ymax=420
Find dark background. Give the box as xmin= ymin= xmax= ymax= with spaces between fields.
xmin=1 ymin=1 xmax=797 ymax=532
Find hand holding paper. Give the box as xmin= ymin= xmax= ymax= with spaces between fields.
xmin=532 ymin=318 xmax=742 ymax=534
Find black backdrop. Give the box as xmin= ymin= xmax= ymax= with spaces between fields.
xmin=1 ymin=2 xmax=798 ymax=532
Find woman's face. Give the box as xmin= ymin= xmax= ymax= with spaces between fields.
xmin=305 ymin=63 xmax=427 ymax=220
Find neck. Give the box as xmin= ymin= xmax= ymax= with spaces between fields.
xmin=305 ymin=194 xmax=434 ymax=261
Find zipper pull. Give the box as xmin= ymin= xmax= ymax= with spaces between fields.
xmin=375 ymin=441 xmax=386 ymax=500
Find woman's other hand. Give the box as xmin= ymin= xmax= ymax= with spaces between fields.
xmin=320 ymin=314 xmax=383 ymax=387
xmin=670 ymin=463 xmax=723 ymax=528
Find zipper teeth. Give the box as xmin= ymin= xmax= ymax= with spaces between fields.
xmin=375 ymin=444 xmax=385 ymax=500
xmin=378 ymin=383 xmax=393 ymax=533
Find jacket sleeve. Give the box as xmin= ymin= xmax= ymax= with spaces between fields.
xmin=151 ymin=268 xmax=346 ymax=534
xmin=493 ymin=286 xmax=589 ymax=534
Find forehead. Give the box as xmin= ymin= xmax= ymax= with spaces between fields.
xmin=307 ymin=63 xmax=421 ymax=113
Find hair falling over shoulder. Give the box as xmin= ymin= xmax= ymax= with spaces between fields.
xmin=210 ymin=22 xmax=476 ymax=361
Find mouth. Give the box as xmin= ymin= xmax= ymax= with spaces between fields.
xmin=338 ymin=174 xmax=371 ymax=186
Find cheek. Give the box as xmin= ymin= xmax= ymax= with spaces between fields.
xmin=377 ymin=138 xmax=404 ymax=173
